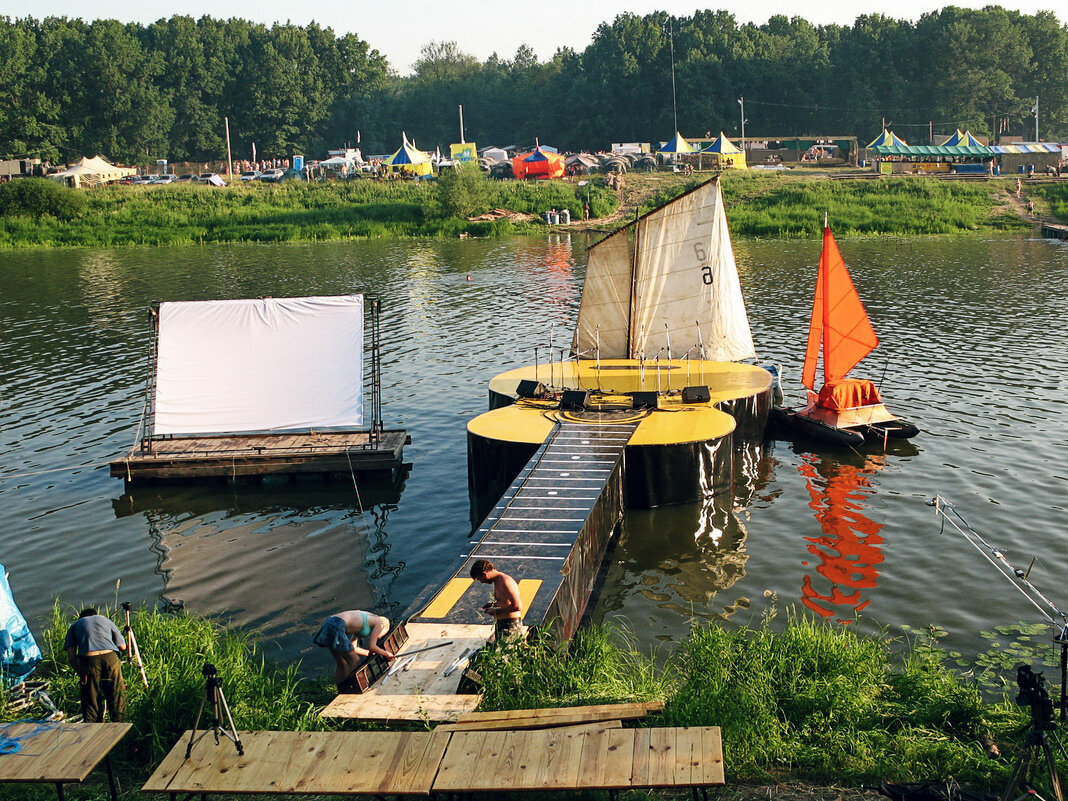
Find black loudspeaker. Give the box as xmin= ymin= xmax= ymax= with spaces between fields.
xmin=632 ymin=391 xmax=659 ymax=410
xmin=682 ymin=385 xmax=711 ymax=404
xmin=516 ymin=380 xmax=547 ymax=399
xmin=560 ymin=390 xmax=589 ymax=411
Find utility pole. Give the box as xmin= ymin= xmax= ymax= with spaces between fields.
xmin=458 ymin=105 xmax=465 ymax=144
xmin=1033 ymin=96 xmax=1039 ymax=141
xmin=738 ymin=96 xmax=745 ymax=149
xmin=929 ymin=121 xmax=933 ymax=144
xmin=224 ymin=116 xmax=233 ymax=182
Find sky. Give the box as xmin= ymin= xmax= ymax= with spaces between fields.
xmin=1 ymin=0 xmax=1062 ymax=75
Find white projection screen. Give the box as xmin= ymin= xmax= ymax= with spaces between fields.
xmin=153 ymin=295 xmax=364 ymax=435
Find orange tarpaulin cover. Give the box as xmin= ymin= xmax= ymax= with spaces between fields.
xmin=817 ymin=378 xmax=882 ymax=411
xmin=802 ymin=226 xmax=879 ymax=390
xmin=512 ymin=148 xmax=565 ymax=179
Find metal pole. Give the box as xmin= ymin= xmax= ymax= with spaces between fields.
xmin=458 ymin=105 xmax=465 ymax=144
xmin=739 ymin=97 xmax=745 ymax=150
xmin=1035 ymin=96 xmax=1039 ymax=141
xmin=224 ymin=116 xmax=233 ymax=182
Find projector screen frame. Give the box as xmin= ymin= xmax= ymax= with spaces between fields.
xmin=135 ymin=295 xmax=384 ymax=452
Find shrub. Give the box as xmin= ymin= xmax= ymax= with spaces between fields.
xmin=435 ymin=162 xmax=491 ymax=218
xmin=0 ymin=178 xmax=85 ymax=220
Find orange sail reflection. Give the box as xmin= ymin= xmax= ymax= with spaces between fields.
xmin=797 ymin=452 xmax=886 ymax=624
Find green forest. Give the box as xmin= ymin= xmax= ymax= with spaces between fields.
xmin=1 ymin=5 xmax=1066 ymax=167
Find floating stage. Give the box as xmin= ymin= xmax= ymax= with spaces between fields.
xmin=469 ymin=358 xmax=772 ymax=516
xmin=1043 ymin=222 xmax=1068 ymax=240
xmin=109 ymin=430 xmax=410 ymax=483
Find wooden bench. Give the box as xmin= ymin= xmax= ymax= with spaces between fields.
xmin=142 ymin=724 xmax=723 ymax=799
xmin=0 ymin=721 xmax=131 ymax=801
xmin=433 ymin=726 xmax=723 ymax=799
xmin=143 ymin=730 xmax=450 ymax=798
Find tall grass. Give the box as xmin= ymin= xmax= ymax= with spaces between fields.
xmin=22 ymin=603 xmax=338 ymax=765
xmin=478 ymin=614 xmax=1046 ymax=791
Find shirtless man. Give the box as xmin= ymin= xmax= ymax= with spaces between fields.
xmin=469 ymin=559 xmax=523 ymax=640
xmin=312 ymin=609 xmax=394 ymax=685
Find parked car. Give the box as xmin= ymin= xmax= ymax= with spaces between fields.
xmin=258 ymin=168 xmax=285 ymax=182
xmin=133 ymin=174 xmax=160 ymax=184
xmin=175 ymin=173 xmax=196 ymax=183
xmin=238 ymin=170 xmax=260 ymax=181
xmin=151 ymin=174 xmax=177 ymax=184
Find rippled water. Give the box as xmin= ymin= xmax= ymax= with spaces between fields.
xmin=1 ymin=233 xmax=1066 ymax=673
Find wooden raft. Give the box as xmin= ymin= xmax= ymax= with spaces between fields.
xmin=110 ymin=429 xmax=409 ymax=482
xmin=0 ymin=722 xmax=130 ymax=796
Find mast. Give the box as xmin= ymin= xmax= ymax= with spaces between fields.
xmin=627 ymin=207 xmax=641 ymax=358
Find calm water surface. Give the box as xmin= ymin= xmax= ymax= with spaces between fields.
xmin=1 ymin=233 xmax=1066 ymax=672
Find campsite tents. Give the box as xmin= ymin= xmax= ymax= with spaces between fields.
xmin=48 ymin=155 xmax=135 ymax=188
xmin=658 ymin=132 xmax=695 ymax=154
xmin=867 ymin=129 xmax=908 ymax=148
xmin=512 ymin=147 xmax=565 ymax=179
xmin=944 ymin=129 xmax=984 ymax=147
xmin=701 ymin=132 xmax=747 ymax=169
xmin=384 ymin=134 xmax=433 ymax=177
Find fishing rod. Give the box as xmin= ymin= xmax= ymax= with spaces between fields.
xmin=929 ymin=494 xmax=1068 ymax=723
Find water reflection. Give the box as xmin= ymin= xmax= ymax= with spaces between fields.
xmin=796 ymin=449 xmax=889 ymax=624
xmin=111 ymin=475 xmax=407 ymax=660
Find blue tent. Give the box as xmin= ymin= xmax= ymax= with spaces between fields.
xmin=1 ymin=563 xmax=40 ymax=687
xmin=658 ymin=132 xmax=695 ymax=154
xmin=944 ymin=129 xmax=984 ymax=147
xmin=867 ymin=129 xmax=908 ymax=148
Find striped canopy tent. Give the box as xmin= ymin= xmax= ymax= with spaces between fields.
xmin=512 ymin=146 xmax=565 ymax=179
xmin=870 ymin=144 xmax=993 ymax=157
xmin=991 ymin=143 xmax=1061 ymax=154
xmin=384 ymin=134 xmax=433 ymax=176
xmin=944 ymin=129 xmax=984 ymax=147
xmin=658 ymin=132 xmax=695 ymax=154
xmin=867 ymin=129 xmax=908 ymax=148
xmin=700 ymin=132 xmax=747 ymax=168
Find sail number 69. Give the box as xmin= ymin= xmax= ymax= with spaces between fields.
xmin=695 ymin=243 xmax=713 ymax=285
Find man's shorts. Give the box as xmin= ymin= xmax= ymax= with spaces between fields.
xmin=312 ymin=616 xmax=352 ymax=652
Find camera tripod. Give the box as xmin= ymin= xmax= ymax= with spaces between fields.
xmin=185 ymin=663 xmax=244 ymax=758
xmin=120 ymin=602 xmax=148 ymax=686
xmin=1000 ymin=722 xmax=1066 ymax=801
xmin=1001 ymin=666 xmax=1067 ymax=801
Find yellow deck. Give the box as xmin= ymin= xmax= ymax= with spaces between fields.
xmin=473 ymin=359 xmax=770 ymax=447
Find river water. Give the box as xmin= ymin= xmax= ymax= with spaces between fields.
xmin=2 ymin=233 xmax=1066 ymax=675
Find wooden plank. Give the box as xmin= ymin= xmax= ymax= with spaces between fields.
xmin=576 ymin=725 xmax=613 ymax=787
xmin=600 ymin=728 xmax=636 ymax=790
xmin=699 ymin=726 xmax=725 ymax=786
xmin=435 ymin=718 xmax=622 ymax=733
xmin=517 ymin=578 xmax=542 ymax=616
xmin=433 ymin=730 xmax=490 ymax=791
xmin=646 ymin=727 xmax=677 ymax=787
xmin=376 ymin=730 xmax=451 ymax=795
xmin=672 ymin=725 xmax=698 ymax=787
xmin=456 ymin=700 xmax=663 ymax=725
xmin=629 ymin=727 xmax=652 ymax=786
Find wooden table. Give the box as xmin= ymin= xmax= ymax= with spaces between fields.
xmin=0 ymin=721 xmax=131 ymax=801
xmin=142 ymin=730 xmax=450 ymax=798
xmin=432 ymin=726 xmax=724 ymax=795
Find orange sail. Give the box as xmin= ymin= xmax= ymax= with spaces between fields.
xmin=801 ymin=225 xmax=879 ymax=390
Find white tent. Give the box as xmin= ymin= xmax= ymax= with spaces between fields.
xmin=48 ymin=155 xmax=135 ymax=188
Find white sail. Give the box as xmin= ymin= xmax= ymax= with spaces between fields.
xmin=572 ymin=227 xmax=633 ymax=358
xmin=573 ymin=177 xmax=755 ymax=362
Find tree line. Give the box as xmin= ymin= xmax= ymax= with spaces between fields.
xmin=1 ymin=6 xmax=1065 ymax=166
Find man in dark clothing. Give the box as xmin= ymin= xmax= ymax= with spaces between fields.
xmin=64 ymin=608 xmax=127 ymax=722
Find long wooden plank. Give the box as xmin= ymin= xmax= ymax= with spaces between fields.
xmin=629 ymin=728 xmax=652 ymax=786
xmin=435 ymin=718 xmax=622 ymax=734
xmin=646 ymin=727 xmax=677 ymax=787
xmin=601 ymin=728 xmax=637 ymax=790
xmin=699 ymin=726 xmax=725 ymax=786
xmin=455 ymin=700 xmax=663 ymax=724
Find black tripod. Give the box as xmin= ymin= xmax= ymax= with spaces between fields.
xmin=120 ymin=602 xmax=148 ymax=686
xmin=1001 ymin=666 xmax=1066 ymax=801
xmin=185 ymin=663 xmax=244 ymax=758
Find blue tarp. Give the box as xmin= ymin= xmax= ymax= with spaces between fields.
xmin=1 ymin=563 xmax=40 ymax=687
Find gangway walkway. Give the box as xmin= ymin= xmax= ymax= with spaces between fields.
xmin=322 ymin=418 xmax=637 ymax=722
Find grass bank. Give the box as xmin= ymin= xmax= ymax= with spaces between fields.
xmin=0 ymin=171 xmax=1044 ymax=249
xmin=2 ymin=606 xmax=1058 ymax=800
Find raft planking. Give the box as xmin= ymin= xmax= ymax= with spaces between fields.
xmin=109 ymin=429 xmax=409 ymax=483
